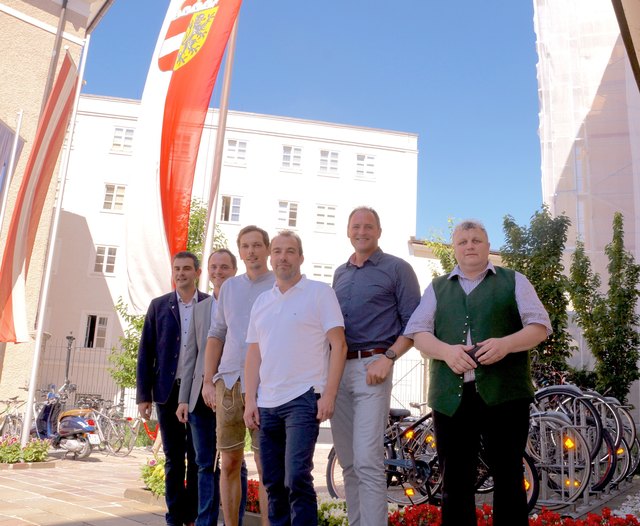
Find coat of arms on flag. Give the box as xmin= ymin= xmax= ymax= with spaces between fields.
xmin=175 ymin=8 xmax=219 ymax=70
xmin=158 ymin=0 xmax=221 ymax=72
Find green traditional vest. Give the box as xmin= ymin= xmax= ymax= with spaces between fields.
xmin=429 ymin=266 xmax=534 ymax=416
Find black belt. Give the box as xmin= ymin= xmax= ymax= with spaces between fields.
xmin=346 ymin=348 xmax=386 ymax=360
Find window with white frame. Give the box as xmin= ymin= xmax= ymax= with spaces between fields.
xmin=315 ymin=204 xmax=337 ymax=232
xmin=281 ymin=145 xmax=302 ymax=171
xmin=102 ymin=184 xmax=125 ymax=211
xmin=226 ymin=139 xmax=247 ymax=166
xmin=94 ymin=246 xmax=117 ymax=274
xmin=319 ymin=150 xmax=339 ymax=175
xmin=356 ymin=153 xmax=376 ymax=180
xmin=219 ymin=195 xmax=241 ymax=223
xmin=278 ymin=201 xmax=298 ymax=228
xmin=312 ymin=263 xmax=334 ymax=283
xmin=111 ymin=127 xmax=134 ymax=153
xmin=84 ymin=315 xmax=108 ymax=348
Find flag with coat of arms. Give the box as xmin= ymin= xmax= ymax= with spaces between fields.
xmin=126 ymin=0 xmax=242 ymax=313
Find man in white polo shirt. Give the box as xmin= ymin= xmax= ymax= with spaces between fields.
xmin=244 ymin=230 xmax=347 ymax=526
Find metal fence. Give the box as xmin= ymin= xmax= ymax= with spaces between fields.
xmin=37 ymin=340 xmax=429 ymax=422
xmin=37 ymin=338 xmax=126 ymax=409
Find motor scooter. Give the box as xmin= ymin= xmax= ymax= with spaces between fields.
xmin=32 ymin=385 xmax=96 ymax=459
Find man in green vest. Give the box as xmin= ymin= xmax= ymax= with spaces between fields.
xmin=405 ymin=220 xmax=551 ymax=526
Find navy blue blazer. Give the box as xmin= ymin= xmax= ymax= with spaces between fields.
xmin=136 ymin=290 xmax=210 ymax=405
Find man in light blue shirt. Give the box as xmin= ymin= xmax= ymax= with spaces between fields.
xmin=202 ymin=225 xmax=274 ymax=526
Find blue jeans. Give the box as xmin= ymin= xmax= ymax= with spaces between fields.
xmin=156 ymin=382 xmax=198 ymax=526
xmin=189 ymin=395 xmax=248 ymax=526
xmin=259 ymin=388 xmax=320 ymax=526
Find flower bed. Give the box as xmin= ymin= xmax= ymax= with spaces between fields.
xmin=0 ymin=435 xmax=50 ymax=463
xmin=141 ymin=456 xmax=165 ymax=496
xmin=388 ymin=503 xmax=640 ymax=526
xmin=141 ymin=469 xmax=640 ymax=526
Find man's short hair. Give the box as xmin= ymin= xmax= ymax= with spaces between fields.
xmin=273 ymin=230 xmax=303 ymax=256
xmin=348 ymin=206 xmax=381 ymax=229
xmin=452 ymin=220 xmax=489 ymax=240
xmin=208 ymin=248 xmax=238 ymax=270
xmin=236 ymin=225 xmax=270 ymax=250
xmin=172 ymin=251 xmax=200 ymax=271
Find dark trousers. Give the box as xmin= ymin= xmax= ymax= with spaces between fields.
xmin=259 ymin=389 xmax=320 ymax=526
xmin=156 ymin=381 xmax=198 ymax=526
xmin=433 ymin=382 xmax=530 ymax=526
xmin=189 ymin=394 xmax=248 ymax=526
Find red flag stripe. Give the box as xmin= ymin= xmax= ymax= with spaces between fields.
xmin=0 ymin=53 xmax=78 ymax=342
xmin=160 ymin=0 xmax=242 ymax=257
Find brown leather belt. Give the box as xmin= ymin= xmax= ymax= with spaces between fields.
xmin=346 ymin=348 xmax=386 ymax=360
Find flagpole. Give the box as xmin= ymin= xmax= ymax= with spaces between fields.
xmin=199 ymin=18 xmax=239 ymax=292
xmin=0 ymin=110 xmax=23 ymax=237
xmin=20 ymin=42 xmax=89 ymax=447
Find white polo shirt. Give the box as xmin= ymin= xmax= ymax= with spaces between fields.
xmin=246 ymin=275 xmax=344 ymax=408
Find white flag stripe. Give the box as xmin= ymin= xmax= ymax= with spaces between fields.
xmin=0 ymin=53 xmax=77 ymax=342
xmin=159 ymin=33 xmax=183 ymax=61
xmin=125 ymin=0 xmax=184 ymax=313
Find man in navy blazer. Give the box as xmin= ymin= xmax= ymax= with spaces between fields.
xmin=137 ymin=251 xmax=209 ymax=526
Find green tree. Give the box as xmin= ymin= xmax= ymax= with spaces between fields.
xmin=108 ymin=298 xmax=144 ymax=389
xmin=501 ymin=206 xmax=572 ymax=380
xmin=187 ymin=198 xmax=227 ymax=261
xmin=108 ymin=199 xmax=227 ymax=389
xmin=569 ymin=213 xmax=640 ymax=402
xmin=423 ymin=218 xmax=456 ymax=277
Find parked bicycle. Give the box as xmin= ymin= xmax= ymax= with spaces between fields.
xmin=74 ymin=396 xmax=138 ymax=457
xmin=0 ymin=396 xmax=25 ymax=437
xmin=326 ymin=403 xmax=539 ymax=511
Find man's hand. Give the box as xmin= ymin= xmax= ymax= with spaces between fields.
xmin=444 ymin=344 xmax=477 ymax=374
xmin=366 ymin=356 xmax=393 ymax=385
xmin=316 ymin=394 xmax=335 ymax=422
xmin=176 ymin=403 xmax=189 ymax=423
xmin=138 ymin=401 xmax=152 ymax=420
xmin=475 ymin=337 xmax=510 ymax=365
xmin=202 ymin=381 xmax=216 ymax=409
xmin=244 ymin=400 xmax=260 ymax=430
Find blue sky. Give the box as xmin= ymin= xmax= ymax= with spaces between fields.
xmin=83 ymin=0 xmax=543 ymax=248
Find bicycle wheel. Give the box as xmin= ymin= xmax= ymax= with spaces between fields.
xmin=523 ymin=452 xmax=539 ymax=512
xmin=384 ymin=441 xmax=432 ymax=506
xmin=627 ymin=436 xmax=640 ymax=479
xmin=529 ymin=412 xmax=591 ymax=510
xmin=590 ymin=428 xmax=616 ymax=492
xmin=2 ymin=415 xmax=22 ymax=437
xmin=586 ymin=392 xmax=623 ymax=448
xmin=105 ymin=418 xmax=134 ymax=456
xmin=113 ymin=418 xmax=137 ymax=457
xmin=474 ymin=453 xmax=538 ymax=512
xmin=611 ymin=436 xmax=631 ymax=486
xmin=534 ymin=385 xmax=603 ymax=462
xmin=617 ymin=405 xmax=637 ymax=447
xmin=326 ymin=447 xmax=345 ymax=499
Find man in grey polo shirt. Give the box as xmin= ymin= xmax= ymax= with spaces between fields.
xmin=331 ymin=206 xmax=421 ymax=526
xmin=202 ymin=225 xmax=274 ymax=526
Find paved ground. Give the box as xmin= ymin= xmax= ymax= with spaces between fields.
xmin=0 ymin=445 xmax=331 ymax=526
xmin=0 ymin=444 xmax=637 ymax=525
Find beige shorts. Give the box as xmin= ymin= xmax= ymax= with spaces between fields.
xmin=215 ymin=379 xmax=259 ymax=451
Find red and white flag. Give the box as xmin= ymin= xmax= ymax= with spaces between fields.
xmin=0 ymin=53 xmax=78 ymax=342
xmin=126 ymin=0 xmax=241 ymax=313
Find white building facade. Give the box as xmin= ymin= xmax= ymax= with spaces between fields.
xmin=533 ymin=0 xmax=640 ymax=408
xmin=41 ymin=94 xmax=428 ymax=412
xmin=534 ymin=0 xmax=640 ymax=274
